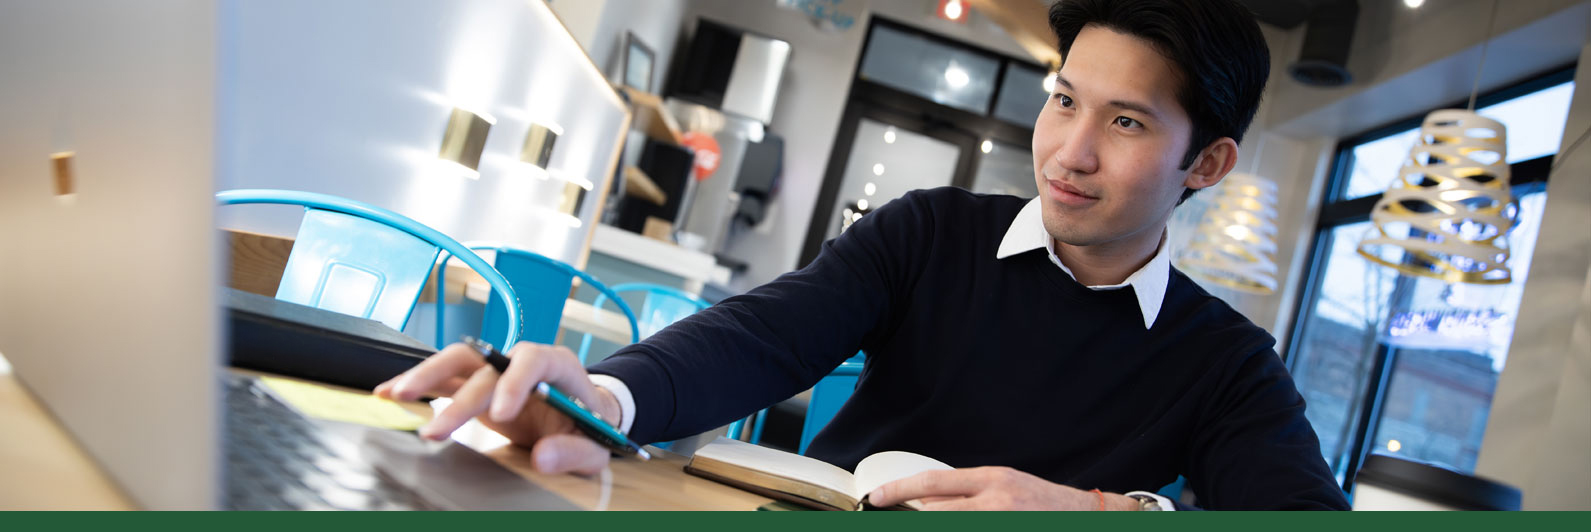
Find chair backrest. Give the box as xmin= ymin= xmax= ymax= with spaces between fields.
xmin=578 ymin=283 xmax=766 ymax=443
xmin=217 ymin=189 xmax=523 ymax=348
xmin=434 ymin=246 xmax=638 ymax=351
xmin=580 ymin=283 xmax=709 ymax=363
xmin=798 ymin=353 xmax=865 ymax=455
xmin=277 ymin=209 xmax=439 ymax=330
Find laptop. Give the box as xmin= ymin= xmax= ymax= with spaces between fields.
xmin=0 ymin=3 xmax=575 ymax=509
xmin=1 ymin=170 xmax=581 ymax=511
xmin=220 ymin=290 xmax=582 ymax=510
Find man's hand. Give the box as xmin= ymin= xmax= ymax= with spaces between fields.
xmin=372 ymin=342 xmax=618 ymax=476
xmin=867 ymin=467 xmax=1139 ymax=511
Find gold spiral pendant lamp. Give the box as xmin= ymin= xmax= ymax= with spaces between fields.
xmin=1176 ymin=173 xmax=1281 ymax=294
xmin=1357 ymin=110 xmax=1517 ymax=284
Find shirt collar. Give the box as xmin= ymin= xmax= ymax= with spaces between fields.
xmin=996 ymin=197 xmax=1171 ymax=329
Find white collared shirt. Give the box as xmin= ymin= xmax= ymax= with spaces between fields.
xmin=995 ymin=197 xmax=1172 ymax=330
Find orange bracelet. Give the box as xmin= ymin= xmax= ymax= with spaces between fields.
xmin=1092 ymin=488 xmax=1105 ymax=511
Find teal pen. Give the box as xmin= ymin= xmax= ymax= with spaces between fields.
xmin=463 ymin=336 xmax=651 ymax=460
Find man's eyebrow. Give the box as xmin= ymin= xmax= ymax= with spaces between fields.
xmin=1054 ymin=74 xmax=1164 ymax=121
xmin=1107 ymin=99 xmax=1162 ymax=121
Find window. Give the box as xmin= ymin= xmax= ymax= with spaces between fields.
xmin=857 ymin=24 xmax=1002 ymax=115
xmin=1286 ymin=68 xmax=1574 ymax=490
xmin=992 ymin=63 xmax=1049 ymax=128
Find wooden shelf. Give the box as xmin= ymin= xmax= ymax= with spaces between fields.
xmin=623 ymin=165 xmax=667 ymax=206
xmin=616 ymin=85 xmax=684 ymax=145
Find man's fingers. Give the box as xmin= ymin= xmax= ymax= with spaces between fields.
xmin=491 ymin=343 xmax=600 ymax=424
xmin=917 ymin=497 xmax=987 ymax=511
xmin=490 ymin=343 xmax=555 ymax=423
xmin=868 ymin=469 xmax=987 ymax=507
xmin=376 ymin=376 xmax=465 ymax=400
xmin=530 ymin=433 xmax=611 ymax=476
xmin=386 ymin=343 xmax=486 ymax=401
xmin=418 ymin=365 xmax=498 ymax=441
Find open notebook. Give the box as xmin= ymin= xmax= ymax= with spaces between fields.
xmin=684 ymin=437 xmax=953 ymax=511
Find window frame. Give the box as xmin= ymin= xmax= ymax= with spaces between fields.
xmin=1282 ymin=64 xmax=1575 ymax=493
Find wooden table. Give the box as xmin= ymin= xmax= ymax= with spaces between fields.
xmin=0 ymin=364 xmax=771 ymax=510
xmin=482 ymin=444 xmax=771 ymax=510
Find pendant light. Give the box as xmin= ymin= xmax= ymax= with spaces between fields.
xmin=1176 ymin=170 xmax=1281 ymax=294
xmin=1356 ymin=0 xmax=1517 ymax=284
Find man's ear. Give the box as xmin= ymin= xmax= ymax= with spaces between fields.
xmin=1184 ymin=137 xmax=1239 ymax=192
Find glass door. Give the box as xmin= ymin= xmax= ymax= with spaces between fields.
xmin=824 ymin=118 xmax=965 ymax=240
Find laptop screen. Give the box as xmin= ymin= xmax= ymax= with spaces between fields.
xmin=0 ymin=1 xmax=222 ymax=510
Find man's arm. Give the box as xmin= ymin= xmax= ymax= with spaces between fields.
xmin=1181 ymin=347 xmax=1350 ymax=510
xmin=586 ymin=191 xmax=937 ymax=444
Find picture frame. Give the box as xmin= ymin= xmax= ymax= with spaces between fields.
xmin=621 ymin=31 xmax=655 ymax=93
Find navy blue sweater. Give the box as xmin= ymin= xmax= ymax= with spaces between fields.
xmin=589 ymin=187 xmax=1348 ymax=510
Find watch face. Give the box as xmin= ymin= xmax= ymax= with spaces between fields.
xmin=1131 ymin=494 xmax=1162 ymax=511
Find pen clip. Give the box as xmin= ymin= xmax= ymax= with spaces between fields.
xmin=462 ymin=335 xmax=492 ymax=356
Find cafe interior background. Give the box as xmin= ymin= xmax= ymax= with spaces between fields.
xmin=2 ymin=0 xmax=1587 ymax=510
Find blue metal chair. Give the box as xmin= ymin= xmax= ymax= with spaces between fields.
xmin=799 ymin=353 xmax=865 ymax=455
xmin=579 ymin=283 xmax=709 ymax=363
xmin=216 ymin=189 xmax=523 ymax=348
xmin=576 ymin=283 xmax=764 ymax=443
xmin=433 ymin=246 xmax=639 ymax=352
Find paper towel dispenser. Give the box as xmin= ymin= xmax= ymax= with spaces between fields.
xmin=668 ymin=18 xmax=791 ymax=124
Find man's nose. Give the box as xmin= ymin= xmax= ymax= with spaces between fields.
xmin=1053 ymin=123 xmax=1100 ymax=175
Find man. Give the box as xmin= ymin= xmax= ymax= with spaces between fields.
xmin=376 ymin=0 xmax=1349 ymax=510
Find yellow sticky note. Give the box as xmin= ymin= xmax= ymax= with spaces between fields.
xmin=258 ymin=376 xmax=426 ymax=431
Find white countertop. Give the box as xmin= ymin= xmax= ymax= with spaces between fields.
xmin=591 ymin=224 xmax=731 ymax=286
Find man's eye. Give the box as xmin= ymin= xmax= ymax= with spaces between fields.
xmin=1115 ymin=116 xmax=1142 ymax=129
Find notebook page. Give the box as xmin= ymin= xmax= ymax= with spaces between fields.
xmin=853 ymin=451 xmax=954 ymax=501
xmin=693 ymin=437 xmax=860 ymax=498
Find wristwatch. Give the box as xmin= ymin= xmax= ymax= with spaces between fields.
xmin=1126 ymin=493 xmax=1164 ymax=511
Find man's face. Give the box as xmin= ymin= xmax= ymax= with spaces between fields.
xmin=1032 ymin=25 xmax=1198 ymax=249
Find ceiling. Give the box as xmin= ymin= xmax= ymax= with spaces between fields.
xmin=1233 ymin=0 xmax=1343 ymax=29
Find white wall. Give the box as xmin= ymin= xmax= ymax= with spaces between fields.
xmin=588 ymin=0 xmax=690 ymax=95
xmin=1475 ymin=40 xmax=1591 ymax=511
xmin=216 ymin=0 xmax=629 ymax=266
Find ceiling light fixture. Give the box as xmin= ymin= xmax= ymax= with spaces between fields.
xmin=1357 ymin=0 xmax=1517 ymax=284
xmin=944 ymin=65 xmax=970 ymax=89
xmin=1175 ymin=172 xmax=1280 ymax=294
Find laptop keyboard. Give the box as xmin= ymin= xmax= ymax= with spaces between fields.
xmin=223 ymin=374 xmax=440 ymax=510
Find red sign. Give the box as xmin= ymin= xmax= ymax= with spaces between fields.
xmin=681 ymin=131 xmax=722 ymax=181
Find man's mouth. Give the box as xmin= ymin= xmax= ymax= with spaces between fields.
xmin=1047 ymin=179 xmax=1099 ymax=205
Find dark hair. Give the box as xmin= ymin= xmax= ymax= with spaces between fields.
xmin=1048 ymin=0 xmax=1270 ymax=202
